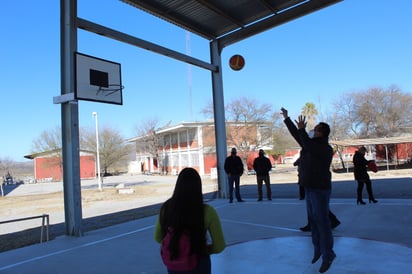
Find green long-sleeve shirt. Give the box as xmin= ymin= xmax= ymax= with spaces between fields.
xmin=154 ymin=204 xmax=226 ymax=254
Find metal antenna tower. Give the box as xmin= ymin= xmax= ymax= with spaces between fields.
xmin=186 ymin=31 xmax=193 ymax=120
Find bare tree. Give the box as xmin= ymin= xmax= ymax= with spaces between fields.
xmin=31 ymin=126 xmax=63 ymax=174
xmin=0 ymin=157 xmax=15 ymax=176
xmin=82 ymin=126 xmax=132 ymax=175
xmin=200 ymin=99 xmax=214 ymax=120
xmin=326 ymin=112 xmax=349 ymax=169
xmin=31 ymin=125 xmax=131 ymax=176
xmin=226 ymin=97 xmax=275 ymax=154
xmin=32 ymin=126 xmax=62 ymax=154
xmin=332 ymin=86 xmax=412 ymax=138
xmin=201 ymin=96 xmax=277 ymax=167
xmin=134 ymin=118 xmax=167 ymax=173
xmin=202 ymin=97 xmax=300 ymax=158
xmin=330 ymin=86 xmax=412 ymax=168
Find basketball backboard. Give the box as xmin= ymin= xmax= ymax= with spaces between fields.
xmin=75 ymin=52 xmax=123 ymax=105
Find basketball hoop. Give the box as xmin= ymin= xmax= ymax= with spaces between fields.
xmin=75 ymin=52 xmax=123 ymax=105
xmin=96 ymin=84 xmax=124 ymax=96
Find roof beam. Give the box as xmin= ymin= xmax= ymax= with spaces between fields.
xmin=259 ymin=0 xmax=279 ymax=14
xmin=122 ymin=0 xmax=216 ymax=40
xmin=77 ymin=18 xmax=217 ymax=72
xmin=196 ymin=0 xmax=246 ymax=28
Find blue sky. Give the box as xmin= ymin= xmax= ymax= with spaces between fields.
xmin=1 ymin=0 xmax=411 ymax=162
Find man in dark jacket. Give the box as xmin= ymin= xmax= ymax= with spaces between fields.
xmin=281 ymin=107 xmax=336 ymax=273
xmin=253 ymin=149 xmax=272 ymax=201
xmin=224 ymin=147 xmax=244 ymax=203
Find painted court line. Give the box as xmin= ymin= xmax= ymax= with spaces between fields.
xmin=222 ymin=218 xmax=300 ymax=232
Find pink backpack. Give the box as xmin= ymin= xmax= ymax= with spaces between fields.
xmin=161 ymin=228 xmax=198 ymax=271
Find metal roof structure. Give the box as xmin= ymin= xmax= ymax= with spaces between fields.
xmin=121 ymin=0 xmax=342 ymax=50
xmin=330 ymin=136 xmax=412 ymax=147
xmin=60 ymin=0 xmax=343 ymax=236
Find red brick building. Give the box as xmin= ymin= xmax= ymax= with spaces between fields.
xmin=24 ymin=149 xmax=96 ymax=182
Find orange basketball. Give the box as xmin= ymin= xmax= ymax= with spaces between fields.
xmin=229 ymin=54 xmax=245 ymax=71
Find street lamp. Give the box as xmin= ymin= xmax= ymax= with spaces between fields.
xmin=92 ymin=112 xmax=102 ymax=190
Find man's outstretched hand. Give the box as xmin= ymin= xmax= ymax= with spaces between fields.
xmin=280 ymin=107 xmax=288 ymax=119
xmin=295 ymin=115 xmax=307 ymax=129
xmin=281 ymin=108 xmax=307 ymax=130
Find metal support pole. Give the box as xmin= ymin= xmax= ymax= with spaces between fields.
xmin=210 ymin=40 xmax=228 ymax=199
xmin=92 ymin=112 xmax=102 ymax=190
xmin=61 ymin=0 xmax=83 ymax=236
xmin=385 ymin=145 xmax=389 ymax=171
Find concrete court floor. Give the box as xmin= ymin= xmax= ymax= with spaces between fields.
xmin=1 ymin=195 xmax=412 ymax=274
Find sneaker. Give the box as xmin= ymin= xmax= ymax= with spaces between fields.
xmin=319 ymin=254 xmax=336 ymax=273
xmin=257 ymin=198 xmax=262 ymax=201
xmin=299 ymin=225 xmax=311 ymax=232
xmin=331 ymin=220 xmax=341 ymax=229
xmin=238 ymin=199 xmax=245 ymax=202
xmin=312 ymin=252 xmax=321 ymax=264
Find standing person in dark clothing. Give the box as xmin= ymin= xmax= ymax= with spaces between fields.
xmin=224 ymin=147 xmax=245 ymax=203
xmin=353 ymin=146 xmax=378 ymax=205
xmin=281 ymin=107 xmax=336 ymax=273
xmin=253 ymin=149 xmax=273 ymax=201
xmin=294 ymin=156 xmax=305 ymax=200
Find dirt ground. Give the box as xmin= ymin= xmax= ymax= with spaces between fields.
xmin=0 ymin=180 xmax=180 ymax=252
xmin=0 ymin=174 xmax=220 ymax=250
xmin=0 ymin=181 xmax=183 ymax=233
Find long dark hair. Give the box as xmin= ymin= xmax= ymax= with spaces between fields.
xmin=160 ymin=167 xmax=207 ymax=258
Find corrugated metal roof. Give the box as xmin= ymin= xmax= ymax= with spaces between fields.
xmin=121 ymin=0 xmax=342 ymax=48
xmin=330 ymin=136 xmax=412 ymax=147
xmin=24 ymin=149 xmax=95 ymax=159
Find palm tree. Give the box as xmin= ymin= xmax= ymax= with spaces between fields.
xmin=301 ymin=102 xmax=318 ymax=130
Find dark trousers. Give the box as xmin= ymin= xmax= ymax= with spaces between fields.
xmin=305 ymin=187 xmax=335 ymax=262
xmin=299 ymin=183 xmax=305 ymax=199
xmin=256 ymin=174 xmax=272 ymax=199
xmin=328 ymin=211 xmax=339 ymax=224
xmin=228 ymin=174 xmax=242 ymax=201
xmin=357 ymin=179 xmax=375 ymax=200
xmin=304 ymin=210 xmax=339 ymax=227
